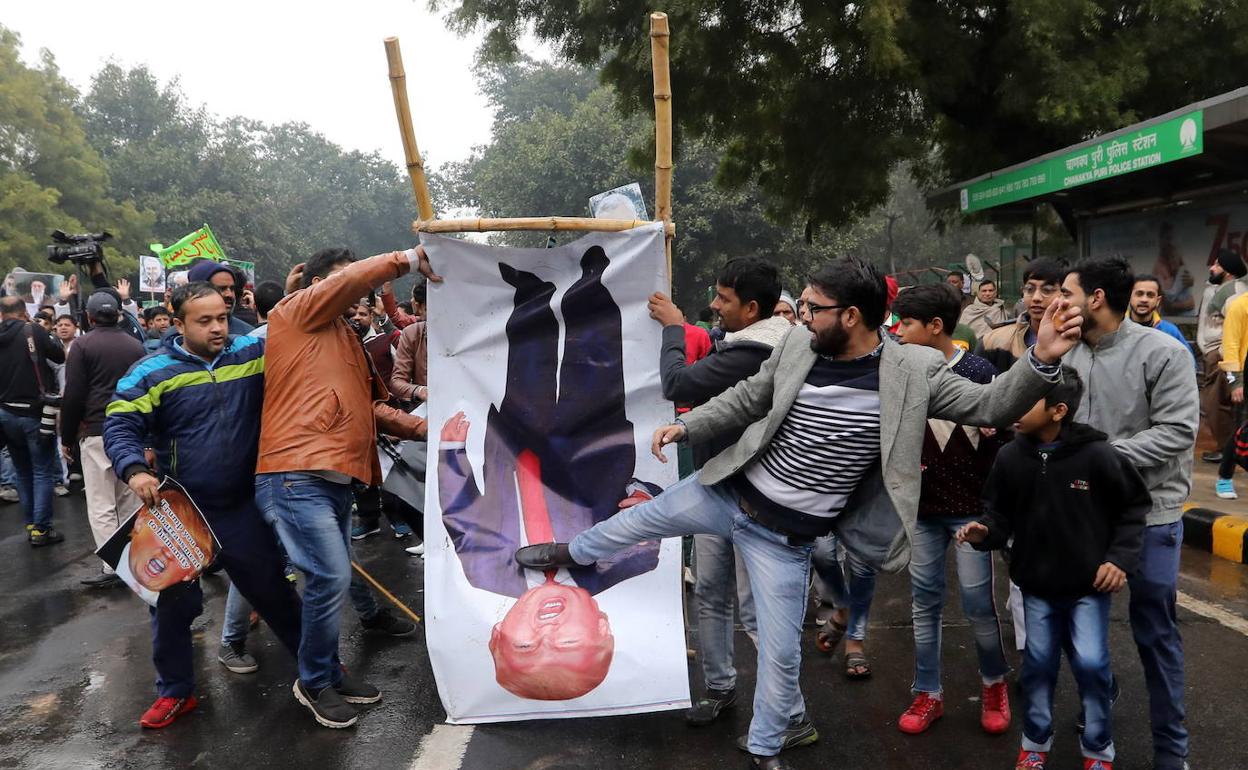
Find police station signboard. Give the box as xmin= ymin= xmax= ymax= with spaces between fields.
xmin=960 ymin=110 xmax=1204 ymax=213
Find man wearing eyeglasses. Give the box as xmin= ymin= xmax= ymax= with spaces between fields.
xmin=514 ymin=256 xmax=1082 ymax=770
xmin=977 ymin=259 xmax=1068 ymax=373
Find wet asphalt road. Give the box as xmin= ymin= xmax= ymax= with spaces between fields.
xmin=2 ymin=491 xmax=1247 ymax=770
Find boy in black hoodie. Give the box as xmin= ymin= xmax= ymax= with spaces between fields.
xmin=958 ymin=367 xmax=1149 ymax=770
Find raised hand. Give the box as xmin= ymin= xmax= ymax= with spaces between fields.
xmin=1033 ymin=297 xmax=1083 ymax=364
xmin=441 ymin=411 xmax=470 ymax=442
xmin=116 ymin=278 xmax=131 ymax=301
xmin=285 ymin=262 xmax=306 ymax=295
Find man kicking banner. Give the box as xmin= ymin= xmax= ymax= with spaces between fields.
xmin=421 ymin=223 xmax=688 ymax=723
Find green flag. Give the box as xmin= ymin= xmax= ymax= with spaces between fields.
xmin=150 ymin=224 xmax=227 ymax=269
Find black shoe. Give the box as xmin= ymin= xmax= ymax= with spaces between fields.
xmin=736 ymin=718 xmax=819 ymax=753
xmin=334 ymin=669 xmax=382 ymax=704
xmin=686 ymin=687 xmax=737 ymax=725
xmin=28 ymin=527 xmax=64 ymax=547
xmin=515 ymin=542 xmax=581 ymax=570
xmin=1202 ymin=451 xmax=1224 ymax=463
xmin=1075 ymin=675 xmax=1121 ymax=733
xmin=360 ymin=608 xmax=417 ymax=637
xmin=293 ymin=679 xmax=358 ymax=728
xmin=80 ymin=572 xmax=123 ymax=588
xmin=749 ymin=755 xmax=795 ymax=770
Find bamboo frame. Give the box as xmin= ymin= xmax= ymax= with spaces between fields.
xmin=384 ymin=37 xmax=436 ymax=221
xmin=413 ymin=217 xmax=675 ymax=236
xmin=650 ymin=12 xmax=674 ymax=279
xmin=391 ymin=13 xmax=676 ymax=258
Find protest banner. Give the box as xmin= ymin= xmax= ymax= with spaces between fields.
xmin=420 ymin=223 xmax=688 ymax=723
xmin=222 ymin=258 xmax=256 ymax=285
xmin=96 ymin=477 xmax=219 ymax=607
xmin=5 ymin=271 xmax=62 ymax=317
xmin=150 ymin=224 xmax=227 ymax=269
xmin=139 ymin=255 xmax=165 ymax=294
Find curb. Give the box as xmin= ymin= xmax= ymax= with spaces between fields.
xmin=1183 ymin=506 xmax=1248 ymax=564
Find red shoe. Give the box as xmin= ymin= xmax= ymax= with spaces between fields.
xmin=139 ymin=695 xmax=198 ymax=729
xmin=981 ymin=680 xmax=1011 ymax=734
xmin=1082 ymin=760 xmax=1113 ymax=770
xmin=898 ymin=692 xmax=944 ymax=734
xmin=1016 ymin=749 xmax=1048 ymax=769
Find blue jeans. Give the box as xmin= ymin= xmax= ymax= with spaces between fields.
xmin=0 ymin=410 xmax=57 ymax=529
xmin=256 ymin=472 xmax=354 ymax=692
xmin=1019 ymin=592 xmax=1114 ymax=762
xmin=692 ymin=533 xmax=757 ymax=691
xmin=222 ymin=568 xmax=381 ymax=646
xmin=571 ymin=473 xmax=812 ymax=757
xmin=909 ymin=516 xmax=1009 ymax=694
xmin=1 ymin=448 xmax=14 ymax=486
xmin=1129 ymin=521 xmax=1188 ymax=767
xmin=811 ymin=533 xmax=876 ymax=641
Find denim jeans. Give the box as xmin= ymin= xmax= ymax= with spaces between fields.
xmin=1 ymin=448 xmax=13 ymax=487
xmin=1019 ymin=591 xmax=1114 ymax=761
xmin=692 ymin=533 xmax=757 ymax=691
xmin=0 ymin=410 xmax=57 ymax=529
xmin=222 ymin=567 xmax=381 ymax=646
xmin=1128 ymin=521 xmax=1188 ymax=767
xmin=909 ymin=516 xmax=1009 ymax=694
xmin=256 ymin=472 xmax=354 ymax=692
xmin=810 ymin=533 xmax=876 ymax=641
xmin=570 ymin=472 xmax=812 ymax=757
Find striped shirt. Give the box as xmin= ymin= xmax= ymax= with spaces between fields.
xmin=743 ymin=350 xmax=882 ymax=520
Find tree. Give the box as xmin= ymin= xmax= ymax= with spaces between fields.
xmin=0 ymin=27 xmax=148 ymax=276
xmin=441 ymin=0 xmax=1248 ymax=232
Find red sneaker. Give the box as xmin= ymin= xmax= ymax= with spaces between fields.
xmin=1016 ymin=749 xmax=1048 ymax=769
xmin=898 ymin=692 xmax=944 ymax=734
xmin=981 ymin=680 xmax=1011 ymax=734
xmin=139 ymin=695 xmax=198 ymax=729
xmin=1082 ymin=760 xmax=1113 ymax=770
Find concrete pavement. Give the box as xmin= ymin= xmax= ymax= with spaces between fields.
xmin=2 ymin=490 xmax=1247 ymax=769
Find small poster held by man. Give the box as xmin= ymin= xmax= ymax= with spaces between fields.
xmin=139 ymin=256 xmax=165 ymax=294
xmin=96 ymin=477 xmax=220 ymax=607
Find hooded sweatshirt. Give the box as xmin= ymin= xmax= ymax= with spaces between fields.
xmin=0 ymin=318 xmax=64 ymax=417
xmin=974 ymin=422 xmax=1150 ymax=599
xmin=1062 ymin=319 xmax=1198 ymax=526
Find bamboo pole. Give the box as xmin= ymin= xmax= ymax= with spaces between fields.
xmin=412 ymin=217 xmax=675 ymax=236
xmin=384 ymin=37 xmax=436 ymax=221
xmin=650 ymin=12 xmax=674 ymax=283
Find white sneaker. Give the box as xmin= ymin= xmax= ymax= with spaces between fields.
xmin=54 ymin=484 xmax=70 ymax=497
xmin=0 ymin=487 xmax=17 ymax=503
xmin=1216 ymin=478 xmax=1238 ymax=500
xmin=405 ymin=543 xmax=425 ymax=556
xmin=68 ymin=473 xmax=82 ymax=482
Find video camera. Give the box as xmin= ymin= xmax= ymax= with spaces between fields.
xmin=47 ymin=229 xmax=111 ymax=266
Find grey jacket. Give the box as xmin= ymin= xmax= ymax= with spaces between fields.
xmin=1062 ymin=320 xmax=1198 ymax=526
xmin=680 ymin=328 xmax=1059 ymax=572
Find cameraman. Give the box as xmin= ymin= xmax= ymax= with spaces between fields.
xmin=0 ymin=296 xmax=65 ymax=545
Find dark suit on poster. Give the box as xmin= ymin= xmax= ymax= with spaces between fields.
xmin=439 ymin=246 xmax=660 ymax=598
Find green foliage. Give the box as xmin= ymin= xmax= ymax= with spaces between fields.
xmin=0 ymin=28 xmax=149 ymax=276
xmin=442 ymin=0 xmax=1248 ymax=231
xmin=443 ymin=60 xmax=1006 ymax=310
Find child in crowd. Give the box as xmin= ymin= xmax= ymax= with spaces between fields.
xmin=958 ymin=367 xmax=1150 ymax=770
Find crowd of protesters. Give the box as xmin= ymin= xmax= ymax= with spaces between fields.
xmin=1 ymin=240 xmax=1233 ymax=770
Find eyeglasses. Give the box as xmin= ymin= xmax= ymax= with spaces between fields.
xmin=796 ymin=300 xmax=848 ymax=318
xmin=1021 ymin=284 xmax=1059 ymax=297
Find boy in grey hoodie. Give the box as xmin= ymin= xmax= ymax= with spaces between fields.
xmin=1060 ymin=258 xmax=1198 ymax=770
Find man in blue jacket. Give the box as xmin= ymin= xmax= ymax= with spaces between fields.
xmin=103 ymin=282 xmax=303 ymax=730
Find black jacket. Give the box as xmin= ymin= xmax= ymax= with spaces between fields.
xmin=660 ymin=318 xmax=789 ymax=467
xmin=61 ymin=326 xmax=146 ymax=446
xmin=0 ymin=319 xmax=64 ymax=417
xmin=974 ymin=422 xmax=1150 ymax=599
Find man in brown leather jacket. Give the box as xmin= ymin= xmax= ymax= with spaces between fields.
xmin=255 ymin=246 xmax=431 ymax=729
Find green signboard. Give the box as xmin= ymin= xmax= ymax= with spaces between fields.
xmin=960 ymin=110 xmax=1204 ymax=213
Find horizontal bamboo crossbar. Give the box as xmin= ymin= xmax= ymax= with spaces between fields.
xmin=412 ymin=217 xmax=676 ymax=236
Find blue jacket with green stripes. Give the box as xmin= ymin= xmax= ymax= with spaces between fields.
xmin=104 ymin=334 xmax=265 ymax=512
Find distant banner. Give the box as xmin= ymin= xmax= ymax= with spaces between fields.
xmin=151 ymin=224 xmax=227 ymax=269
xmin=139 ymin=255 xmax=165 ymax=294
xmin=420 ymin=223 xmax=688 ymax=723
xmin=96 ymin=477 xmax=219 ymax=607
xmin=222 ymin=258 xmax=256 ymax=285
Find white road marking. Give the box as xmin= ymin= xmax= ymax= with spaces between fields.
xmin=1177 ymin=590 xmax=1248 ymax=637
xmin=409 ymin=724 xmax=475 ymax=770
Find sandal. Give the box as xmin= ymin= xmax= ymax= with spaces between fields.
xmin=814 ymin=618 xmax=848 ymax=654
xmin=844 ymin=651 xmax=872 ymax=679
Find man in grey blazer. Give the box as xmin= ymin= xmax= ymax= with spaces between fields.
xmin=518 ymin=257 xmax=1083 ymax=770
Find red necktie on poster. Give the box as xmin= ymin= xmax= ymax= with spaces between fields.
xmin=516 ymin=449 xmax=557 ymax=582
